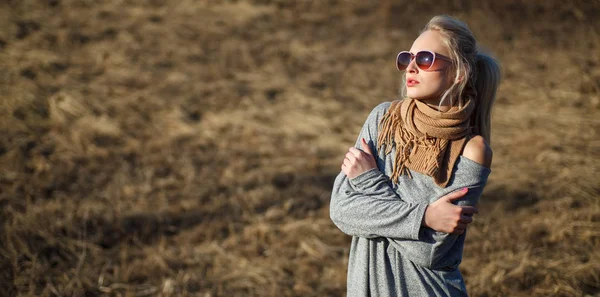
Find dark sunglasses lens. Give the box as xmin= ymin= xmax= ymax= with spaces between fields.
xmin=415 ymin=51 xmax=434 ymax=69
xmin=397 ymin=52 xmax=412 ymax=70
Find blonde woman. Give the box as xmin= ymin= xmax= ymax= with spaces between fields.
xmin=330 ymin=15 xmax=501 ymax=296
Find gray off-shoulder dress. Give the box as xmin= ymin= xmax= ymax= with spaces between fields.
xmin=330 ymin=102 xmax=491 ymax=297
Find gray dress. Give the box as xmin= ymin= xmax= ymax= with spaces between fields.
xmin=330 ymin=102 xmax=491 ymax=297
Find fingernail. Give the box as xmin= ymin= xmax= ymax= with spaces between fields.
xmin=463 ymin=187 xmax=468 ymax=192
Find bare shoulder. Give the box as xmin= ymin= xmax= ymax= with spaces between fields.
xmin=462 ymin=135 xmax=493 ymax=168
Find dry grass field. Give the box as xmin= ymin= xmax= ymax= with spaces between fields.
xmin=1 ymin=0 xmax=599 ymax=296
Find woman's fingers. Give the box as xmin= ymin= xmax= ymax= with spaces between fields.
xmin=348 ymin=147 xmax=365 ymax=158
xmin=343 ymin=157 xmax=353 ymax=167
xmin=442 ymin=188 xmax=468 ymax=202
xmin=460 ymin=206 xmax=478 ymax=216
xmin=342 ymin=146 xmax=378 ymax=179
xmin=453 ymin=229 xmax=465 ymax=235
xmin=459 ymin=215 xmax=473 ymax=224
xmin=361 ymin=138 xmax=374 ymax=156
xmin=345 ymin=151 xmax=357 ymax=162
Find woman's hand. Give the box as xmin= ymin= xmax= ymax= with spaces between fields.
xmin=341 ymin=138 xmax=377 ymax=179
xmin=423 ymin=188 xmax=478 ymax=235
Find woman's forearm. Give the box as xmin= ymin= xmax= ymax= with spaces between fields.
xmin=330 ymin=168 xmax=427 ymax=240
xmin=387 ymin=181 xmax=487 ymax=269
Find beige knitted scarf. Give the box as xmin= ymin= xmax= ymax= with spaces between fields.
xmin=377 ymin=97 xmax=475 ymax=188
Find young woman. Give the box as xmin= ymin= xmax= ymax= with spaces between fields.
xmin=330 ymin=15 xmax=501 ymax=296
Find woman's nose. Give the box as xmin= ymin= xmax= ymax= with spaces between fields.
xmin=406 ymin=58 xmax=418 ymax=73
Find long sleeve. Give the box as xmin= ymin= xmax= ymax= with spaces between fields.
xmin=330 ymin=168 xmax=428 ymax=240
xmin=329 ymin=102 xmax=428 ymax=240
xmin=335 ymin=105 xmax=492 ymax=296
xmin=328 ymin=101 xmax=492 ymax=270
xmin=386 ymin=170 xmax=489 ymax=269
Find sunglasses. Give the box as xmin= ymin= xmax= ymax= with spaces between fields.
xmin=396 ymin=50 xmax=452 ymax=71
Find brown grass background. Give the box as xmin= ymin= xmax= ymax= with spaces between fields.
xmin=1 ymin=0 xmax=599 ymax=296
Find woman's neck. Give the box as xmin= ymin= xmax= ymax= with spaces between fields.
xmin=419 ymin=97 xmax=453 ymax=112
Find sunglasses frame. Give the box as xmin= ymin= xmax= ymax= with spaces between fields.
xmin=396 ymin=50 xmax=452 ymax=71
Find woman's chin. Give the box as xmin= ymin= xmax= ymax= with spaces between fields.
xmin=406 ymin=91 xmax=428 ymax=101
xmin=407 ymin=94 xmax=427 ymax=101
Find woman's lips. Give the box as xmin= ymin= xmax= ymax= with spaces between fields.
xmin=406 ymin=79 xmax=419 ymax=87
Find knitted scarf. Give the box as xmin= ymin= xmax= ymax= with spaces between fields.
xmin=377 ymin=97 xmax=475 ymax=188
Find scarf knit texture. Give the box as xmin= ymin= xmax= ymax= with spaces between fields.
xmin=377 ymin=97 xmax=475 ymax=188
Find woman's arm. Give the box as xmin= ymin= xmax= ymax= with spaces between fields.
xmin=330 ymin=166 xmax=428 ymax=240
xmin=330 ymin=102 xmax=476 ymax=239
xmin=331 ymin=164 xmax=477 ymax=240
xmin=387 ymin=177 xmax=488 ymax=269
xmin=387 ymin=137 xmax=493 ymax=269
xmin=330 ymin=102 xmax=427 ymax=240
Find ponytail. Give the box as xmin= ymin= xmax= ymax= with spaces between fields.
xmin=421 ymin=16 xmax=501 ymax=143
xmin=471 ymin=53 xmax=501 ymax=144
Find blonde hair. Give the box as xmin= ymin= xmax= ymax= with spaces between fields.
xmin=400 ymin=15 xmax=501 ymax=143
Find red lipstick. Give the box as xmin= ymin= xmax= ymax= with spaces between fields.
xmin=406 ymin=79 xmax=419 ymax=87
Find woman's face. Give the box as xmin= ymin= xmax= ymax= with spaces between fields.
xmin=404 ymin=30 xmax=454 ymax=104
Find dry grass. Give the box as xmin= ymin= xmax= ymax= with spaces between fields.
xmin=0 ymin=0 xmax=599 ymax=296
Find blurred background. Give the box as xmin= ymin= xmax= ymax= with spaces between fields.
xmin=0 ymin=0 xmax=599 ymax=296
